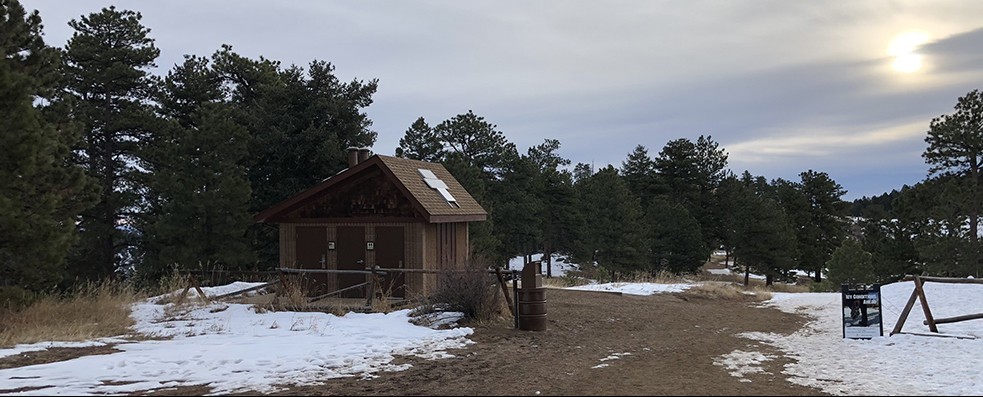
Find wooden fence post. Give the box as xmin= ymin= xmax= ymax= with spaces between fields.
xmin=366 ymin=267 xmax=377 ymax=307
xmin=913 ymin=276 xmax=938 ymax=333
xmin=890 ymin=283 xmax=920 ymax=336
xmin=495 ymin=266 xmax=515 ymax=318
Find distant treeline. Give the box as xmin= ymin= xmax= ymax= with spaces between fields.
xmin=2 ymin=2 xmax=981 ymax=305
xmin=851 ymin=190 xmax=902 ymax=217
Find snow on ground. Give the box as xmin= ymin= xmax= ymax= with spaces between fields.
xmin=0 ymin=339 xmax=129 ymax=361
xmin=5 ymin=278 xmax=981 ymax=396
xmin=732 ymin=280 xmax=983 ymax=395
xmin=507 ymin=253 xmax=580 ymax=277
xmin=153 ymin=281 xmax=270 ymax=302
xmin=0 ymin=284 xmax=474 ymax=396
xmin=566 ymin=281 xmax=693 ymax=295
xmin=564 ymin=278 xmax=983 ymax=395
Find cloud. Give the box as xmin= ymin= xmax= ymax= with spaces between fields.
xmin=21 ymin=0 xmax=983 ymax=200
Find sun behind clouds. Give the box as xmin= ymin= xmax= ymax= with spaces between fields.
xmin=888 ymin=31 xmax=929 ymax=73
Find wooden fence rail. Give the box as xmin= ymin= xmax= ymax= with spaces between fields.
xmin=891 ymin=275 xmax=983 ymax=338
xmin=276 ymin=266 xmax=521 ymax=325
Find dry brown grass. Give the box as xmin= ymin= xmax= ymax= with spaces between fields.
xmin=0 ymin=281 xmax=144 ymax=348
xmin=679 ymin=282 xmax=774 ymax=302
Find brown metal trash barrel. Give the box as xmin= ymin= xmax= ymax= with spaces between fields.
xmin=518 ymin=287 xmax=547 ymax=331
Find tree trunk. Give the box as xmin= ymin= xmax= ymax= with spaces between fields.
xmin=971 ymin=154 xmax=980 ymax=274
xmin=766 ymin=273 xmax=774 ymax=286
xmin=813 ymin=268 xmax=822 ymax=283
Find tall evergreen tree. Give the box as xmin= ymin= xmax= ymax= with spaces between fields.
xmin=395 ymin=117 xmax=443 ymax=162
xmin=923 ymin=89 xmax=983 ymax=275
xmin=528 ymin=139 xmax=584 ymax=277
xmin=693 ymin=135 xmax=729 ymax=248
xmin=61 ymin=6 xmax=160 ymax=281
xmin=858 ymin=207 xmax=919 ymax=282
xmin=694 ymin=135 xmax=729 ymax=191
xmin=653 ymin=136 xmax=729 ymax=251
xmin=577 ymin=166 xmax=646 ymax=276
xmin=897 ymin=177 xmax=978 ymax=276
xmin=654 ymin=138 xmax=699 ymax=205
xmin=798 ymin=170 xmax=849 ymax=282
xmin=771 ymin=177 xmax=811 ymax=276
xmin=733 ymin=193 xmax=797 ymax=286
xmin=491 ymin=155 xmax=543 ymax=266
xmin=432 ymin=110 xmax=518 ymax=182
xmin=0 ymin=0 xmax=95 ymax=297
xmin=620 ymin=144 xmax=660 ymax=203
xmin=138 ymin=55 xmax=254 ymax=282
xmin=212 ymin=47 xmax=378 ymax=266
xmin=713 ymin=172 xmax=744 ymax=264
xmin=645 ymin=197 xmax=706 ymax=274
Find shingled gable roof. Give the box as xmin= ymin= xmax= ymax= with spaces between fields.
xmin=253 ymin=154 xmax=487 ymax=224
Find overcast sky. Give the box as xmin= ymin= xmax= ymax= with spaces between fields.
xmin=23 ymin=0 xmax=983 ymax=200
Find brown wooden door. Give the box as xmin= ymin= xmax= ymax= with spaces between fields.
xmin=375 ymin=226 xmax=406 ymax=298
xmin=295 ymin=226 xmax=328 ymax=294
xmin=337 ymin=226 xmax=365 ymax=298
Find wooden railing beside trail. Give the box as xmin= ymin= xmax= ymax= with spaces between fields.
xmin=890 ymin=275 xmax=983 ymax=339
xmin=174 ymin=266 xmax=524 ymax=328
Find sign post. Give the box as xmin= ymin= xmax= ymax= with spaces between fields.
xmin=841 ymin=284 xmax=883 ymax=339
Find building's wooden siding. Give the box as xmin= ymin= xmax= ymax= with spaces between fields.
xmin=279 ymin=221 xmax=427 ymax=296
xmin=455 ymin=222 xmax=470 ymax=265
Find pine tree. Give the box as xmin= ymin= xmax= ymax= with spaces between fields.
xmin=620 ymin=144 xmax=660 ymax=203
xmin=713 ymin=172 xmax=744 ymax=264
xmin=491 ymin=155 xmax=543 ymax=266
xmin=693 ymin=135 xmax=729 ymax=249
xmin=138 ymin=55 xmax=254 ymax=282
xmin=654 ymin=138 xmax=699 ymax=205
xmin=858 ymin=211 xmax=918 ymax=282
xmin=212 ymin=46 xmax=378 ymax=265
xmin=825 ymin=239 xmax=874 ymax=286
xmin=645 ymin=197 xmax=707 ymax=274
xmin=62 ymin=6 xmax=160 ymax=281
xmin=897 ymin=177 xmax=978 ymax=276
xmin=578 ymin=166 xmax=647 ymax=276
xmin=528 ymin=139 xmax=584 ymax=277
xmin=798 ymin=170 xmax=850 ymax=282
xmin=0 ymin=0 xmax=95 ymax=298
xmin=654 ymin=136 xmax=729 ymax=251
xmin=771 ymin=178 xmax=811 ymax=276
xmin=733 ymin=177 xmax=797 ymax=286
xmin=396 ymin=117 xmax=443 ymax=161
xmin=432 ymin=110 xmax=518 ymax=182
xmin=923 ymin=89 xmax=983 ymax=275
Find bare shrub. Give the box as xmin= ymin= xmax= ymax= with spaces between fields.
xmin=0 ymin=280 xmax=142 ymax=348
xmin=270 ymin=276 xmax=311 ymax=311
xmin=431 ymin=267 xmax=507 ymax=323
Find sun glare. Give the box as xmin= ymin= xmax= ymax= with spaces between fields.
xmin=888 ymin=31 xmax=929 ymax=73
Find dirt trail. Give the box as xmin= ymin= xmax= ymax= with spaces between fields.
xmin=0 ymin=287 xmax=827 ymax=396
xmin=265 ymin=288 xmax=827 ymax=396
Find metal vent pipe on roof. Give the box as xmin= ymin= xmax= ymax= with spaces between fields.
xmin=357 ymin=147 xmax=371 ymax=163
xmin=347 ymin=147 xmax=360 ymax=168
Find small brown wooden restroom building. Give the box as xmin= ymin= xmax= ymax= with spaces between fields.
xmin=254 ymin=148 xmax=487 ymax=298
